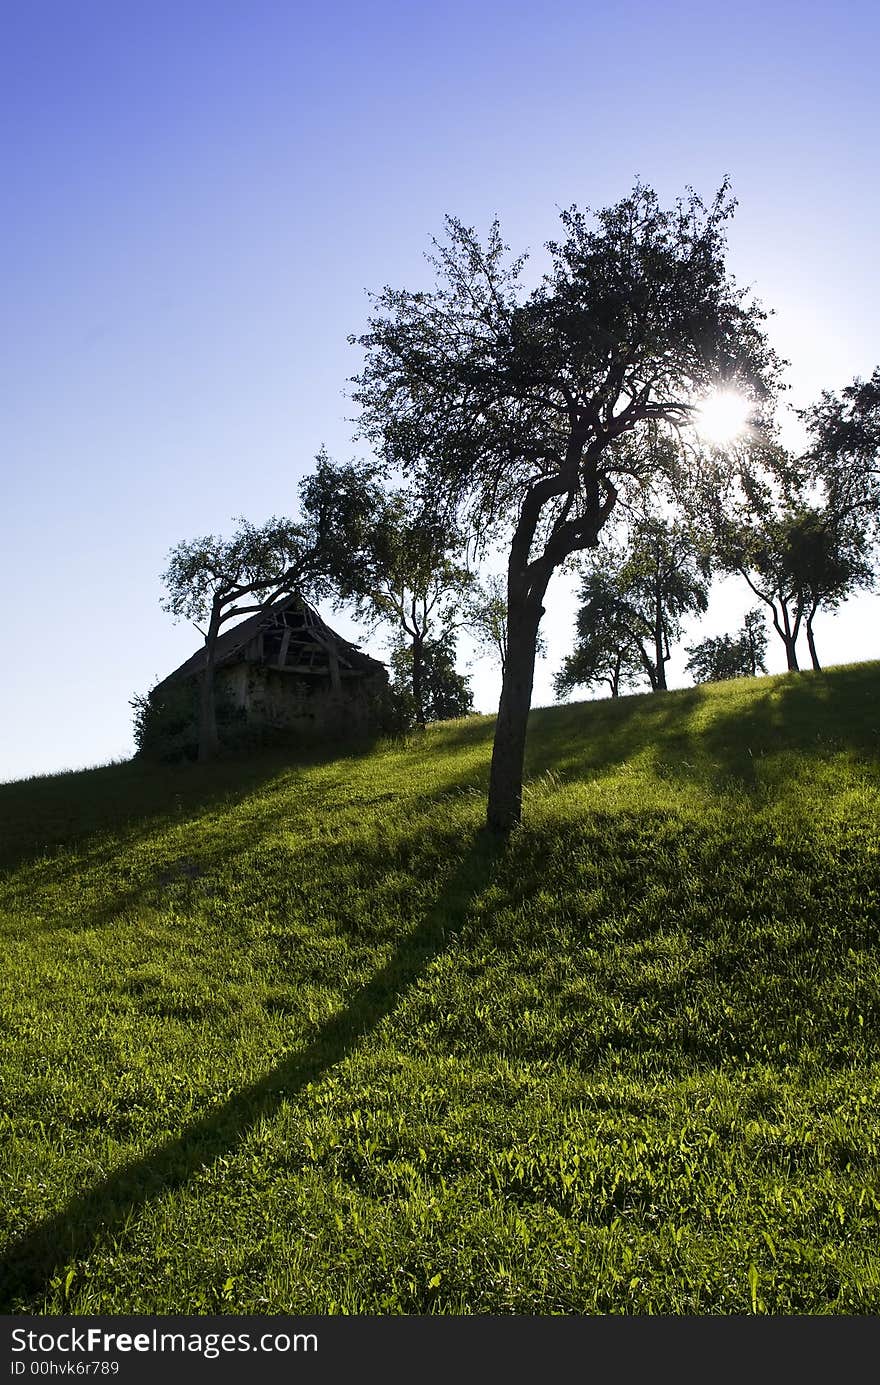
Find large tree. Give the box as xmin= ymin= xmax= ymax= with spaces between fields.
xmin=351 ymin=181 xmax=780 ymax=830
xmin=556 ymin=516 xmax=710 ymax=699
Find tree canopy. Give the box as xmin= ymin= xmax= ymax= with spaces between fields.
xmin=351 ymin=181 xmax=782 ymax=829
xmin=708 ymin=446 xmax=875 ymax=672
xmin=161 ymin=515 xmax=315 ymax=761
xmin=316 ymin=468 xmax=475 ymax=728
xmin=685 ymin=609 xmax=768 ymax=684
xmin=556 ymin=514 xmax=710 ymax=700
xmin=800 ymin=367 xmax=880 ymax=538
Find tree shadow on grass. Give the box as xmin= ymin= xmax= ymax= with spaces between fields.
xmin=0 ymin=827 xmax=505 ymax=1311
xmin=425 ymin=662 xmax=880 ymax=806
xmin=0 ymin=734 xmax=386 ymax=876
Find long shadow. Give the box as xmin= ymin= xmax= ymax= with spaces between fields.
xmin=0 ymin=733 xmax=385 ymax=876
xmin=653 ymin=662 xmax=880 ymax=798
xmin=517 ymin=662 xmax=880 ymax=802
xmin=427 ymin=662 xmax=880 ymax=800
xmin=0 ymin=828 xmax=504 ymax=1311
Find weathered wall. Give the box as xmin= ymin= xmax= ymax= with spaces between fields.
xmin=216 ymin=663 xmax=386 ymax=739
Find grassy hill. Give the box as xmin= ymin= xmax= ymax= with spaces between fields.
xmin=1 ymin=662 xmax=879 ymax=1314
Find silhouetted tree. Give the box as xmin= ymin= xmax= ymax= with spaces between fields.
xmin=320 ymin=474 xmax=475 ymax=728
xmin=713 ymin=457 xmax=874 ymax=671
xmin=800 ymin=367 xmax=880 ymax=539
xmin=556 ymin=516 xmax=710 ymax=700
xmin=553 ymin=576 xmax=645 ymax=699
xmin=788 ymin=506 xmax=874 ymax=670
xmin=351 ymin=181 xmax=780 ymax=829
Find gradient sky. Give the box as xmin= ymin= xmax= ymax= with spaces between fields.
xmin=3 ymin=0 xmax=879 ymax=781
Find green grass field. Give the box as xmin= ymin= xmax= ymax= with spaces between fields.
xmin=2 ymin=663 xmax=879 ymax=1314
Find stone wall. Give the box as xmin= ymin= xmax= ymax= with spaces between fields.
xmin=216 ymin=662 xmax=386 ymax=740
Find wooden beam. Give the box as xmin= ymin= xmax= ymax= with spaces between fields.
xmin=277 ymin=628 xmax=292 ymax=668
xmin=328 ymin=648 xmax=341 ymax=692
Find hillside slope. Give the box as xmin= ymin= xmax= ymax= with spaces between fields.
xmin=1 ymin=663 xmax=879 ymax=1313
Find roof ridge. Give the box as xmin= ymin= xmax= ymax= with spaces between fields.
xmin=152 ymin=592 xmax=383 ymax=693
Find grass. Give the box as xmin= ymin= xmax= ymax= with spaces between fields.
xmin=1 ymin=662 xmax=879 ymax=1314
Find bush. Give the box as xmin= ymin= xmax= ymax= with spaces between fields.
xmin=130 ymin=681 xmax=247 ymax=762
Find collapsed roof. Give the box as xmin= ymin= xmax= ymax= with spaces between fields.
xmin=154 ymin=592 xmax=384 ymax=693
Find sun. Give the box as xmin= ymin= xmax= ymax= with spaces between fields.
xmin=694 ymin=390 xmax=752 ymax=445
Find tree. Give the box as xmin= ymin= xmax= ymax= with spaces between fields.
xmin=712 ymin=456 xmax=874 ymax=671
xmin=467 ymin=572 xmax=547 ymax=679
xmin=796 ymin=369 xmax=880 ymax=666
xmin=388 ymin=636 xmax=474 ymax=724
xmin=553 ymin=574 xmax=645 ymax=699
xmin=741 ymin=607 xmax=769 ymax=676
xmin=160 ymin=454 xmax=376 ymax=761
xmin=161 ymin=517 xmax=310 ymax=762
xmin=467 ymin=575 xmax=510 ymax=677
xmin=325 ymin=480 xmax=475 ymax=728
xmin=555 ymin=515 xmax=710 ymax=700
xmin=351 ymin=181 xmax=780 ymax=830
xmin=685 ymin=609 xmax=768 ymax=683
xmin=800 ymin=367 xmax=880 ymax=537
xmin=786 ymin=505 xmax=874 ymax=670
xmin=712 ymin=468 xmax=806 ymax=672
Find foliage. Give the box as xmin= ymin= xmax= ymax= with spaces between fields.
xmin=161 ymin=453 xmax=380 ymax=629
xmin=351 ymin=179 xmax=782 ymax=828
xmin=467 ymin=574 xmax=546 ymax=677
xmin=130 ymin=683 xmax=201 ymax=762
xmin=161 ymin=517 xmax=308 ymax=627
xmin=709 ymin=449 xmax=875 ymax=672
xmin=554 ymin=572 xmax=646 ymax=700
xmin=556 ymin=514 xmax=710 ymax=698
xmin=388 ymin=637 xmax=474 ymax=725
xmin=466 ymin=575 xmax=509 ymax=674
xmin=3 ymin=663 xmax=880 ymax=1313
xmin=786 ymin=505 xmax=875 ymax=669
xmin=800 ymin=366 xmax=880 ymax=539
xmin=685 ymin=610 xmax=768 ymax=684
xmin=317 ymin=469 xmax=475 ymax=727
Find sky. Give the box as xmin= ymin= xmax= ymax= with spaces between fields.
xmin=2 ymin=0 xmax=879 ymax=782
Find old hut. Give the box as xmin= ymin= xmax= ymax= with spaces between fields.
xmin=146 ymin=592 xmax=387 ymax=753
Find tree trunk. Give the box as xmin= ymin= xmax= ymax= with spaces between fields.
xmin=611 ymin=653 xmax=621 ymax=698
xmin=198 ymin=605 xmax=222 ymax=762
xmin=487 ymin=594 xmax=543 ymax=834
xmin=806 ymin=608 xmax=821 ymax=671
xmin=654 ymin=643 xmax=667 ymax=690
xmin=411 ymin=633 xmax=426 ymax=729
xmin=653 ymin=588 xmax=667 ymax=691
xmin=777 ymin=599 xmax=800 ymax=672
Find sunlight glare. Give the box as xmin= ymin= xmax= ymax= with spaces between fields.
xmin=694 ymin=390 xmax=752 ymax=445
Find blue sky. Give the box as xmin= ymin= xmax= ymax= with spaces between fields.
xmin=3 ymin=0 xmax=878 ymax=781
